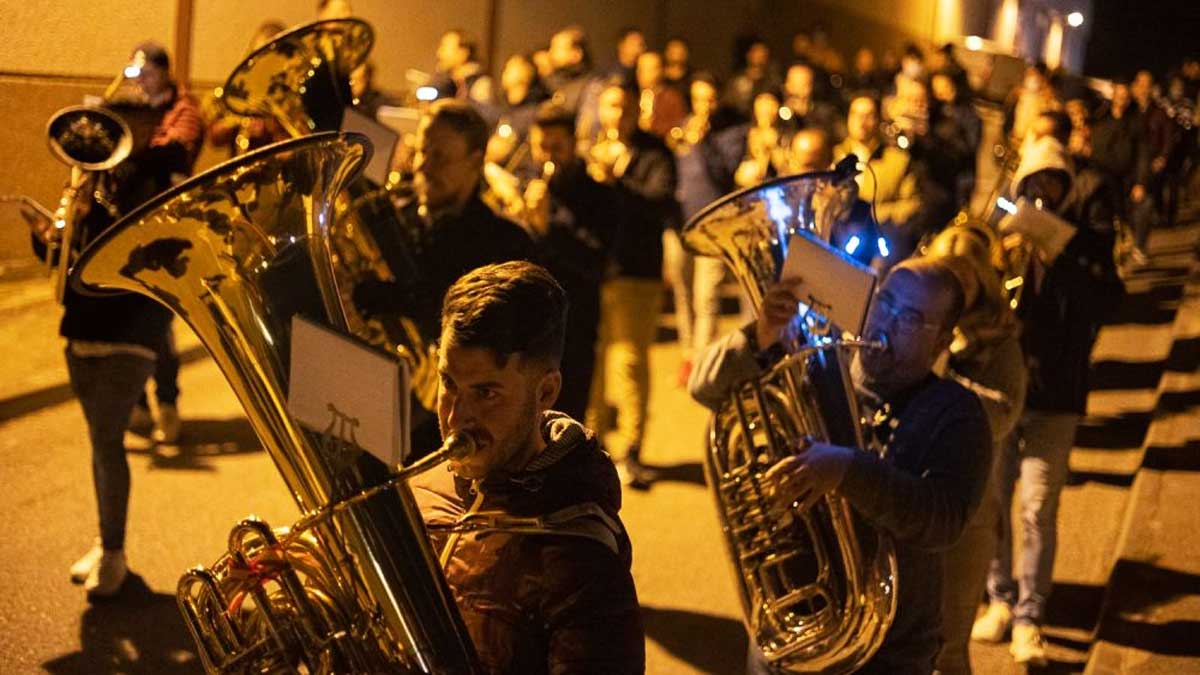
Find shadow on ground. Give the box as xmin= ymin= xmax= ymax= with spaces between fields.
xmin=42 ymin=574 xmax=201 ymax=674
xmin=645 ymin=461 xmax=706 ymax=487
xmin=124 ymin=416 xmax=261 ymax=471
xmin=642 ymin=604 xmax=747 ymax=674
xmin=1096 ymin=560 xmax=1200 ymax=657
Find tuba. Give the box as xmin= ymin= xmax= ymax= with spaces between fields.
xmin=70 ymin=132 xmax=479 ymax=673
xmin=219 ymin=17 xmax=439 ymax=411
xmin=682 ymin=172 xmax=898 ymax=673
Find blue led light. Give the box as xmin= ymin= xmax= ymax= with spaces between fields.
xmin=877 ymin=236 xmax=890 ymax=258
xmin=845 ymin=235 xmax=861 ymax=255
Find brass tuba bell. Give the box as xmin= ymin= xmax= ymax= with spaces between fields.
xmin=70 ymin=132 xmax=480 ymax=674
xmin=683 ymin=172 xmax=898 ymax=673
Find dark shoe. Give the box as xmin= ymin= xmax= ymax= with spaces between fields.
xmin=619 ymin=457 xmax=654 ymax=491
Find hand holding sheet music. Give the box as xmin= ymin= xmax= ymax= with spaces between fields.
xmin=778 ymin=230 xmax=879 ymax=337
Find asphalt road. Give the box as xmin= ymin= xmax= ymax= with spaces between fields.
xmin=0 ymin=226 xmax=1196 ymax=674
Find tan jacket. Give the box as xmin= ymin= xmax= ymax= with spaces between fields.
xmin=832 ymin=138 xmax=921 ymax=232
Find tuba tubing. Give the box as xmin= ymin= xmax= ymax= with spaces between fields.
xmin=71 ymin=132 xmax=480 ymax=674
xmin=683 ymin=171 xmax=899 ymax=673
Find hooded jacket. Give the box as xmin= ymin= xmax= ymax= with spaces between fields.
xmin=1012 ymin=138 xmax=1122 ymax=413
xmin=411 ymin=413 xmax=644 ymax=674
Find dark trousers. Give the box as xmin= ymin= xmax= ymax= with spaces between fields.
xmin=557 ymin=286 xmax=600 ymax=422
xmin=137 ymin=319 xmax=180 ymax=407
xmin=67 ymin=350 xmax=156 ymax=551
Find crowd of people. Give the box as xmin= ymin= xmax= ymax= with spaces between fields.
xmin=36 ymin=2 xmax=1200 ymax=673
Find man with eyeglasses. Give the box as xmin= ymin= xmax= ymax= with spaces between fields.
xmin=690 ymin=257 xmax=992 ymax=674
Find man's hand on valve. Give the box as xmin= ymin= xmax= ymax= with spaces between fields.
xmin=764 ymin=439 xmax=855 ymax=515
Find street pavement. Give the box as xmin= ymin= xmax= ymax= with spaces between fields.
xmin=0 ymin=222 xmax=1197 ymax=674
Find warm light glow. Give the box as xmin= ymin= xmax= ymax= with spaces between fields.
xmin=1067 ymin=11 xmax=1084 ymax=27
xmin=965 ymin=35 xmax=984 ymax=51
xmin=416 ymin=86 xmax=439 ymax=101
xmin=778 ymin=106 xmax=793 ymax=121
xmin=124 ymin=65 xmax=141 ymax=78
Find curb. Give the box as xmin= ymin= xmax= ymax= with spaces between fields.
xmin=1084 ymin=236 xmax=1200 ymax=675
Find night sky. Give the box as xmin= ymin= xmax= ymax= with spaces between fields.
xmin=1085 ymin=0 xmax=1200 ymax=78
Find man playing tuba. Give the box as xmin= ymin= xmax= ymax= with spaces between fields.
xmin=351 ymin=100 xmax=535 ymax=457
xmin=690 ymin=258 xmax=992 ymax=674
xmin=411 ymin=261 xmax=644 ymax=673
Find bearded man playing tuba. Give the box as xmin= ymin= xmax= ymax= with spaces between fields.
xmin=691 ymin=258 xmax=992 ymax=674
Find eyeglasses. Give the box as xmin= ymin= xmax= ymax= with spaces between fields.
xmin=870 ymin=293 xmax=940 ymax=336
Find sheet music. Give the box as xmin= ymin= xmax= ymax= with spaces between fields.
xmin=779 ymin=230 xmax=879 ymax=336
xmin=287 ymin=315 xmax=410 ymax=465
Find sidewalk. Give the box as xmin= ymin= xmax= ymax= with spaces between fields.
xmin=1085 ymin=222 xmax=1200 ymax=674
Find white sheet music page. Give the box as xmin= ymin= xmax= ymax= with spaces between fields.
xmin=779 ymin=231 xmax=879 ymax=336
xmin=287 ymin=315 xmax=408 ymax=466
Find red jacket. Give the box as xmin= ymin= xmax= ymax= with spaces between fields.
xmin=412 ymin=413 xmax=644 ymax=674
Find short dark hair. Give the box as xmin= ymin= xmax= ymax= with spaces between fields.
xmin=533 ymin=102 xmax=576 ymax=136
xmin=132 ymin=41 xmax=170 ymax=71
xmin=890 ymin=257 xmax=965 ymax=334
xmin=426 ymin=99 xmax=490 ymax=155
xmin=441 ymin=261 xmax=567 ymax=368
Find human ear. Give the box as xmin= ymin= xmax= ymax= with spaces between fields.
xmin=537 ymin=369 xmax=562 ymax=410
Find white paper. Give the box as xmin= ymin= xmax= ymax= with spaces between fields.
xmin=340 ymin=106 xmax=400 ymax=185
xmin=779 ymin=231 xmax=879 ymax=336
xmin=287 ymin=315 xmax=409 ymax=466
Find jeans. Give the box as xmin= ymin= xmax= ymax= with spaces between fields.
xmin=137 ymin=320 xmax=180 ymax=407
xmin=986 ymin=410 xmax=1079 ymax=626
xmin=662 ymin=229 xmax=725 ymax=357
xmin=67 ymin=350 xmax=156 ymax=551
xmin=586 ymin=277 xmax=662 ymax=457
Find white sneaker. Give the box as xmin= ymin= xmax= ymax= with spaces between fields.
xmin=69 ymin=538 xmax=104 ymax=584
xmin=970 ymin=601 xmax=1013 ymax=643
xmin=84 ymin=549 xmax=128 ymax=598
xmin=153 ymin=403 xmax=182 ymax=444
xmin=1010 ymin=622 xmax=1048 ymax=667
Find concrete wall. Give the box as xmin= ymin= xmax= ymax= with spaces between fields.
xmin=0 ymin=1 xmax=177 ymax=78
xmin=190 ymin=0 xmax=490 ymax=90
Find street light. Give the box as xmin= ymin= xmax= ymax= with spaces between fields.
xmin=1067 ymin=11 xmax=1084 ymax=27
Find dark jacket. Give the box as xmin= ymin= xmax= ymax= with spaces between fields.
xmin=1019 ymin=166 xmax=1121 ymax=414
xmin=841 ymin=376 xmax=991 ymax=674
xmin=612 ymin=130 xmax=679 ymax=279
xmin=690 ymin=326 xmax=992 ymax=674
xmin=1091 ymin=105 xmax=1146 ymax=190
xmin=37 ymin=88 xmax=202 ymax=349
xmin=539 ymin=159 xmax=621 ymax=419
xmin=355 ymin=191 xmax=536 ymax=341
xmin=412 ymin=413 xmax=645 ymax=675
xmin=675 ymin=116 xmax=742 ymax=222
